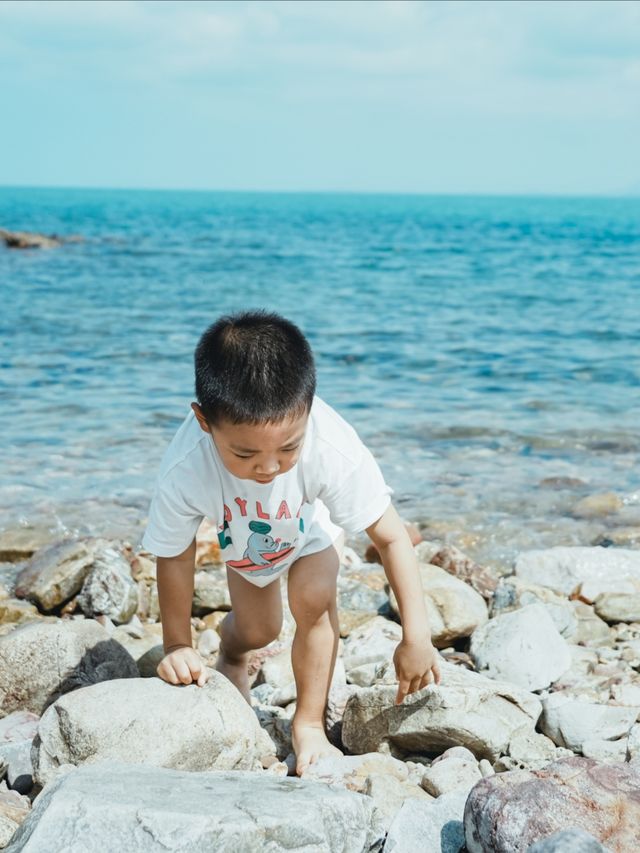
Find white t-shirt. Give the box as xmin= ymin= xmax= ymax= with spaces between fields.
xmin=141 ymin=395 xmax=393 ymax=586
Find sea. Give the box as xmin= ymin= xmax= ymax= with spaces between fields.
xmin=1 ymin=187 xmax=639 ymax=569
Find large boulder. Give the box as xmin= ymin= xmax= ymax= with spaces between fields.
xmin=383 ymin=787 xmax=469 ymax=853
xmin=464 ymin=756 xmax=640 ymax=852
xmin=515 ymin=547 xmax=640 ymax=601
xmin=388 ymin=563 xmax=488 ymax=648
xmin=342 ymin=661 xmax=541 ymax=761
xmin=594 ymin=593 xmax=640 ymax=624
xmin=6 ymin=761 xmax=385 ymax=852
xmin=33 ymin=673 xmax=275 ymax=785
xmin=470 ymin=604 xmax=572 ymax=691
xmin=539 ymin=692 xmax=639 ymax=753
xmin=0 ymin=619 xmax=138 ymax=717
xmin=14 ymin=541 xmax=98 ymax=611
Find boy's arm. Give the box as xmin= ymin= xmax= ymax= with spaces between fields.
xmin=366 ymin=503 xmax=441 ymax=703
xmin=156 ymin=537 xmax=197 ymax=653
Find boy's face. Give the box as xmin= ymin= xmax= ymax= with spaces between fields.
xmin=191 ymin=403 xmax=309 ymax=484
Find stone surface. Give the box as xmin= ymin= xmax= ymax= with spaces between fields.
xmin=7 ymin=761 xmax=385 ymax=852
xmin=493 ymin=730 xmax=571 ymax=773
xmin=540 ymin=692 xmax=639 ymax=753
xmin=76 ymin=547 xmax=138 ymax=624
xmin=594 ymin=593 xmax=640 ymax=624
xmin=464 ymin=756 xmax=640 ymax=853
xmin=388 ymin=563 xmax=488 ymax=648
xmin=342 ymin=616 xmax=402 ymax=685
xmin=571 ymin=492 xmax=623 ymax=519
xmin=0 ymin=526 xmax=55 ymax=562
xmin=470 ymin=604 xmax=572 ymax=691
xmin=0 ymin=599 xmax=41 ymax=626
xmin=0 ymin=712 xmax=39 ymax=745
xmin=0 ymin=619 xmax=138 ymax=717
xmin=429 ymin=544 xmax=499 ymax=600
xmin=0 ymin=740 xmax=32 ymax=793
xmin=515 ymin=546 xmax=640 ymax=600
xmin=527 ymin=828 xmax=609 ymax=852
xmin=33 ymin=672 xmax=275 ymax=786
xmin=192 ymin=569 xmax=231 ymax=614
xmin=383 ymin=787 xmax=468 ymax=853
xmin=0 ymin=228 xmax=76 ymax=250
xmin=364 ymin=773 xmax=432 ymax=831
xmin=14 ymin=540 xmax=98 ymax=611
xmin=342 ymin=661 xmax=541 ymax=761
xmin=421 ymin=753 xmax=481 ymax=796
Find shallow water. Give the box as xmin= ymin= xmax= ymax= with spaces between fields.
xmin=2 ymin=188 xmax=639 ymax=568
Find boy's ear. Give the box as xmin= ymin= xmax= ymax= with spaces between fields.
xmin=191 ymin=402 xmax=212 ymax=434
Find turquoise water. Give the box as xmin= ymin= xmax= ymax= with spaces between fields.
xmin=2 ymin=188 xmax=639 ymax=566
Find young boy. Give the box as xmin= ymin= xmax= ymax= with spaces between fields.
xmin=142 ymin=310 xmax=440 ymax=775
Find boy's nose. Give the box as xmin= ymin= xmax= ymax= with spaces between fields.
xmin=256 ymin=460 xmax=279 ymax=475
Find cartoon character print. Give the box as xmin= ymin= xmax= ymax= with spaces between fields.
xmin=227 ymin=520 xmax=298 ymax=578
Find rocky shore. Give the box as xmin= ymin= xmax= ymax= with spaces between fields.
xmin=0 ymin=520 xmax=638 ymax=851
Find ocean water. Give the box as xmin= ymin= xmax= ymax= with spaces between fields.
xmin=2 ymin=187 xmax=639 ymax=568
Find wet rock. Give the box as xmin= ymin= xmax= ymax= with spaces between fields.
xmin=342 ymin=661 xmax=541 ymax=761
xmin=594 ymin=592 xmax=640 ymax=624
xmin=0 ymin=527 xmax=55 ymax=562
xmin=388 ymin=563 xmax=488 ymax=648
xmin=14 ymin=540 xmax=97 ymax=611
xmin=0 ymin=619 xmax=138 ymax=716
xmin=470 ymin=604 xmax=571 ymax=691
xmin=463 ymin=756 xmax=640 ymax=852
xmin=527 ymin=828 xmax=609 ymax=852
xmin=0 ymin=228 xmax=78 ymax=249
xmin=539 ymin=692 xmax=639 ymax=753
xmin=33 ymin=672 xmax=275 ymax=786
xmin=384 ymin=787 xmax=468 ymax=853
xmin=0 ymin=599 xmax=41 ymax=626
xmin=572 ymin=492 xmax=623 ymax=519
xmin=7 ymin=761 xmax=385 ymax=852
xmin=515 ymin=546 xmax=640 ymax=600
xmin=76 ymin=547 xmax=138 ymax=624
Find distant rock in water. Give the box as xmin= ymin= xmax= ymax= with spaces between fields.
xmin=0 ymin=228 xmax=83 ymax=249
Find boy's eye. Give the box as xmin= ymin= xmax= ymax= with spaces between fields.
xmin=233 ymin=453 xmax=253 ymax=459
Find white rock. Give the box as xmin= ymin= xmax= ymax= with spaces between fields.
xmin=388 ymin=563 xmax=488 ymax=647
xmin=421 ymin=754 xmax=481 ymax=796
xmin=383 ymin=787 xmax=468 ymax=853
xmin=197 ymin=628 xmax=220 ymax=657
xmin=76 ymin=547 xmax=138 ymax=624
xmin=342 ymin=616 xmax=402 ymax=675
xmin=470 ymin=604 xmax=571 ymax=691
xmin=515 ymin=546 xmax=640 ymax=600
xmin=540 ymin=692 xmax=640 ymax=752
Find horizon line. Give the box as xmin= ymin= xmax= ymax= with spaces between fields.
xmin=0 ymin=182 xmax=638 ymax=201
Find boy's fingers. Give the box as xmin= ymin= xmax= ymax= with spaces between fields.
xmin=174 ymin=661 xmax=194 ymax=685
xmin=432 ymin=659 xmax=442 ymax=685
xmin=395 ymin=679 xmax=410 ymax=705
xmin=409 ymin=675 xmax=422 ymax=695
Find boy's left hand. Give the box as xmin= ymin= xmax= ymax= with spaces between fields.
xmin=393 ymin=637 xmax=441 ymax=705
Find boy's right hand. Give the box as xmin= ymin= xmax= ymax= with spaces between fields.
xmin=157 ymin=644 xmax=210 ymax=688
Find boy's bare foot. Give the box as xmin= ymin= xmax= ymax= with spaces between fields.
xmin=215 ymin=642 xmax=252 ymax=705
xmin=291 ymin=720 xmax=343 ymax=776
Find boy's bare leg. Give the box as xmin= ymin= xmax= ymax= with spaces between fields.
xmin=216 ymin=568 xmax=283 ymax=704
xmin=287 ymin=535 xmax=345 ymax=775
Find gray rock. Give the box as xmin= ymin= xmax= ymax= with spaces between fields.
xmin=0 ymin=740 xmax=32 ymax=793
xmin=192 ymin=569 xmax=231 ymax=614
xmin=421 ymin=754 xmax=481 ymax=796
xmin=527 ymin=828 xmax=609 ymax=852
xmin=14 ymin=540 xmax=97 ymax=611
xmin=515 ymin=546 xmax=640 ymax=600
xmin=342 ymin=661 xmax=541 ymax=761
xmin=33 ymin=672 xmax=275 ymax=786
xmin=470 ymin=604 xmax=571 ymax=691
xmin=76 ymin=548 xmax=138 ymax=624
xmin=383 ymin=787 xmax=468 ymax=853
xmin=342 ymin=617 xmax=402 ymax=684
xmin=6 ymin=761 xmax=385 ymax=852
xmin=0 ymin=619 xmax=138 ymax=716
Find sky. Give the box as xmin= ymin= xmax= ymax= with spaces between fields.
xmin=0 ymin=0 xmax=639 ymax=195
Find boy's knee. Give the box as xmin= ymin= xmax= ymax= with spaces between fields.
xmin=242 ymin=617 xmax=283 ymax=650
xmin=289 ymin=586 xmax=336 ymax=626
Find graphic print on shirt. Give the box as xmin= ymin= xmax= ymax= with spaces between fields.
xmin=226 ymin=520 xmax=297 ymax=578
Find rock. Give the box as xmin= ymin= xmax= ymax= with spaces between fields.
xmin=0 ymin=740 xmax=32 ymax=793
xmin=540 ymin=692 xmax=639 ymax=752
xmin=192 ymin=569 xmax=231 ymax=614
xmin=594 ymin=593 xmax=640 ymax=624
xmin=567 ymin=602 xmax=613 ymax=647
xmin=0 ymin=599 xmax=41 ymax=626
xmin=363 ymin=773 xmax=432 ymax=831
xmin=388 ymin=563 xmax=488 ymax=648
xmin=384 ymin=787 xmax=468 ymax=853
xmin=14 ymin=540 xmax=97 ymax=611
xmin=0 ymin=619 xmax=138 ymax=717
xmin=0 ymin=526 xmax=55 ymax=562
xmin=429 ymin=544 xmax=499 ymax=600
xmin=33 ymin=672 xmax=276 ymax=786
xmin=581 ymin=738 xmax=628 ymax=763
xmin=527 ymin=828 xmax=609 ymax=852
xmin=515 ymin=546 xmax=640 ymax=600
xmin=337 ymin=576 xmax=389 ymax=637
xmin=470 ymin=604 xmax=571 ymax=691
xmin=342 ymin=616 xmax=402 ymax=685
xmin=627 ymin=724 xmax=640 ymax=760
xmin=6 ymin=760 xmax=385 ymax=852
xmin=253 ymin=705 xmax=292 ymax=760
xmin=342 ymin=661 xmax=541 ymax=761
xmin=326 ymin=681 xmax=361 ymax=748
xmin=0 ymin=713 xmax=39 ymax=744
xmin=463 ymin=756 xmax=640 ymax=852
xmin=0 ymin=785 xmax=30 ymax=845
xmin=0 ymin=228 xmax=74 ymax=250
xmin=300 ymin=752 xmax=409 ymax=789
xmin=421 ymin=753 xmax=481 ymax=796
xmin=593 ymin=527 xmax=640 ymax=548
xmin=76 ymin=547 xmax=138 ymax=624
xmin=572 ymin=493 xmax=623 ymax=519
xmin=197 ymin=628 xmax=221 ymax=657
xmin=493 ymin=731 xmax=571 ymax=773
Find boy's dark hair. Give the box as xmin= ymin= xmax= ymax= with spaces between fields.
xmin=194 ymin=310 xmax=316 ymax=425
